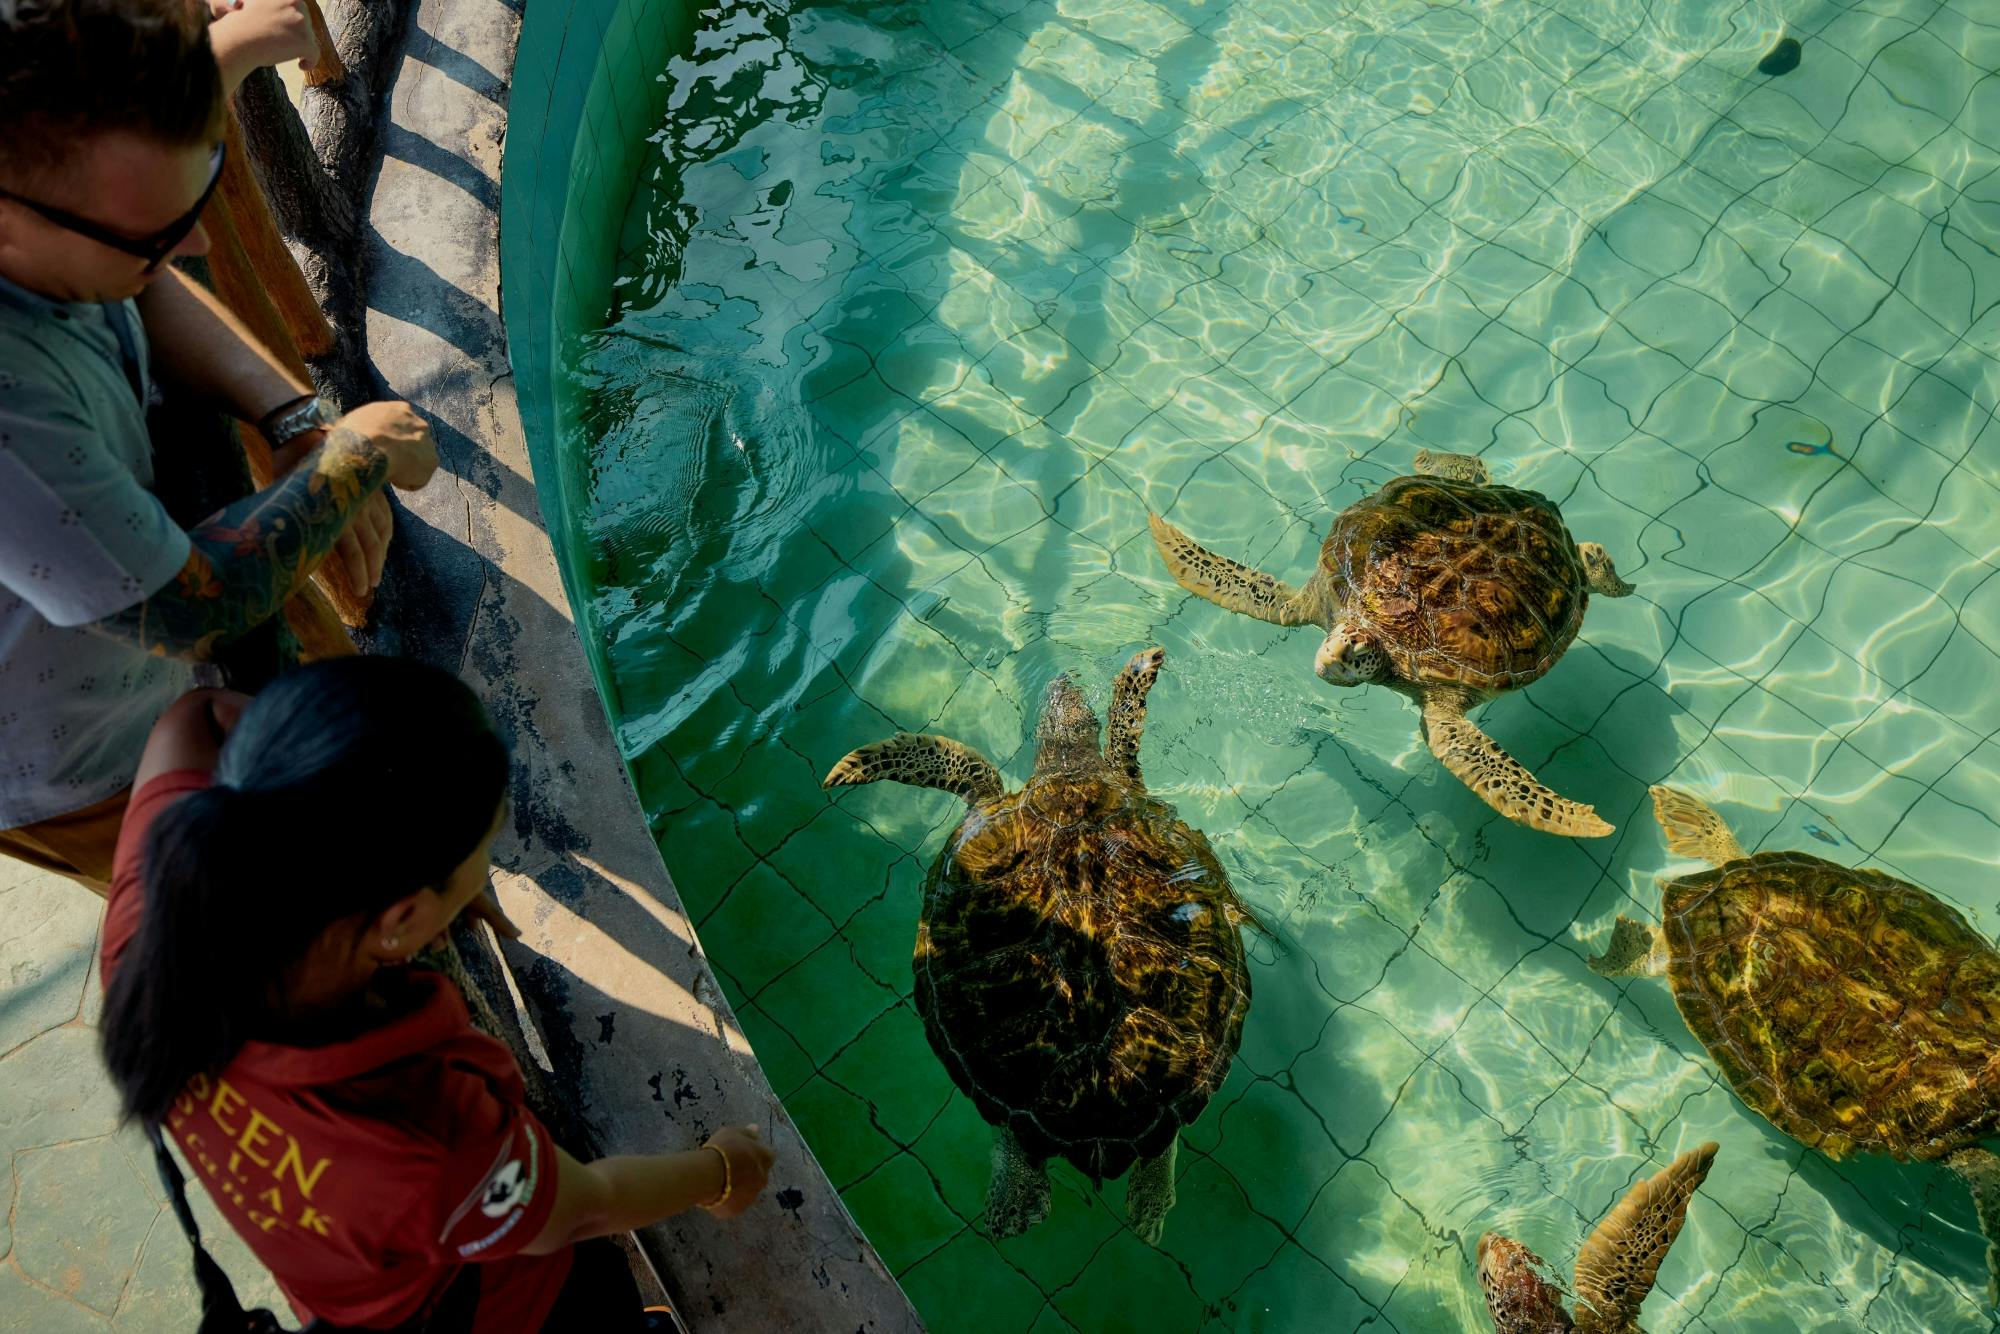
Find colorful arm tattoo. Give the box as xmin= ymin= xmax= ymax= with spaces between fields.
xmin=92 ymin=428 xmax=389 ymax=660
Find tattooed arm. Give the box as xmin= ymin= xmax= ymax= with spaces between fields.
xmin=89 ymin=403 xmax=438 ymax=659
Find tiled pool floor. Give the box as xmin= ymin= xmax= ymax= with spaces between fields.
xmin=557 ymin=0 xmax=2000 ymax=1327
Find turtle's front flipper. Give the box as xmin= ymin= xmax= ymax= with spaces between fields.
xmin=824 ymin=733 xmax=1004 ymax=803
xmin=1412 ymin=449 xmax=1491 ymax=484
xmin=1422 ymin=693 xmax=1613 ymax=837
xmin=1147 ymin=513 xmax=1316 ymax=626
xmin=1947 ymin=1147 xmax=2000 ymax=1307
xmin=1125 ymin=1138 xmax=1178 ymax=1246
xmin=1587 ymin=916 xmax=1669 ymax=978
xmin=1648 ymin=786 xmax=1745 ymax=866
xmin=1107 ymin=646 xmax=1166 ymax=785
xmin=1571 ymin=1142 xmax=1718 ymax=1333
xmin=1578 ymin=542 xmax=1635 ymax=597
xmin=986 ymin=1126 xmax=1052 ymax=1239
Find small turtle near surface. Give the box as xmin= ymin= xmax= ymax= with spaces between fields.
xmin=1149 ymin=449 xmax=1635 ymax=837
xmin=1479 ymin=1142 xmax=1719 ymax=1334
xmin=823 ymin=647 xmax=1255 ymax=1242
xmin=1591 ymin=786 xmax=2000 ymax=1302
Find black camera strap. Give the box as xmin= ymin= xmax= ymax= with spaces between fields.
xmin=147 ymin=1121 xmax=288 ymax=1333
xmin=147 ymin=1123 xmax=482 ymax=1334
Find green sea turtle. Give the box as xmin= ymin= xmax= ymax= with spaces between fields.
xmin=1148 ymin=449 xmax=1633 ymax=837
xmin=822 ymin=647 xmax=1254 ymax=1242
xmin=1591 ymin=786 xmax=2000 ymax=1301
xmin=1478 ymin=1142 xmax=1719 ymax=1333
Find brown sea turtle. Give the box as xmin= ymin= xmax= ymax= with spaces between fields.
xmin=1478 ymin=1142 xmax=1719 ymax=1333
xmin=822 ymin=647 xmax=1254 ymax=1242
xmin=1148 ymin=449 xmax=1633 ymax=837
xmin=1591 ymin=786 xmax=2000 ymax=1301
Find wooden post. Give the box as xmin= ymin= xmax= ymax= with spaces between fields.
xmin=200 ymin=104 xmax=373 ymax=630
xmin=212 ymin=107 xmax=335 ymax=363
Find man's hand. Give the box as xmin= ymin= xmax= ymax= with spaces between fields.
xmin=208 ymin=0 xmax=319 ymax=90
xmin=331 ymin=491 xmax=393 ymax=593
xmin=278 ymin=402 xmax=431 ymax=594
xmin=272 ymin=422 xmax=398 ymax=595
xmin=336 ymin=401 xmax=439 ymax=491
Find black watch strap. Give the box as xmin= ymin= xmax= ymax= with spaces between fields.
xmin=256 ymin=393 xmax=320 ymax=440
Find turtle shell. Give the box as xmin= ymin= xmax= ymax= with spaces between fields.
xmin=915 ymin=775 xmax=1252 ymax=1181
xmin=1322 ymin=475 xmax=1587 ymax=692
xmin=1662 ymin=851 xmax=2000 ymax=1161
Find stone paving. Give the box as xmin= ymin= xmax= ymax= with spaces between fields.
xmin=1 ymin=860 xmax=284 ymax=1332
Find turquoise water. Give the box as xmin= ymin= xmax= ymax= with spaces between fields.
xmin=559 ymin=0 xmax=2000 ymax=1328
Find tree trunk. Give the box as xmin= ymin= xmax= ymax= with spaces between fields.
xmin=234 ymin=0 xmax=413 ymax=415
xmin=235 ymin=67 xmax=371 ymax=411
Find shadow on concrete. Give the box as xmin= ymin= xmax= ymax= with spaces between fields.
xmin=381 ymin=122 xmax=501 ymax=213
xmin=365 ymin=224 xmax=503 ymax=365
xmin=406 ymin=24 xmax=509 ymax=104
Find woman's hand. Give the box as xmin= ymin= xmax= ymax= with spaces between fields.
xmin=701 ymin=1125 xmax=774 ymax=1219
xmin=525 ymin=1132 xmax=780 ymax=1254
xmin=462 ymin=884 xmax=521 ymax=940
xmin=208 ymin=0 xmax=320 ymax=93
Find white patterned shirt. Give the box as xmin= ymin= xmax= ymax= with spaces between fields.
xmin=0 ymin=272 xmax=195 ymax=827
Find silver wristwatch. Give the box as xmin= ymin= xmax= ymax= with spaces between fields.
xmin=259 ymin=394 xmax=337 ymax=446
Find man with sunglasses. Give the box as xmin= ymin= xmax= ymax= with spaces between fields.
xmin=0 ymin=0 xmax=440 ymax=890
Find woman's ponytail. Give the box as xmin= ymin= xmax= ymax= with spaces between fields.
xmin=99 ymin=657 xmax=509 ymax=1124
xmin=101 ymin=786 xmax=275 ymax=1122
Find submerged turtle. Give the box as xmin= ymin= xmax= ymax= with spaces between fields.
xmin=1148 ymin=449 xmax=1633 ymax=837
xmin=822 ymin=648 xmax=1254 ymax=1242
xmin=1591 ymin=786 xmax=2000 ymax=1300
xmin=1479 ymin=1142 xmax=1718 ymax=1334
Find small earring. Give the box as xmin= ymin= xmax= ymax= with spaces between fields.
xmin=384 ymin=935 xmax=400 ymax=950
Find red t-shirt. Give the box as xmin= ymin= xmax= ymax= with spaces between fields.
xmin=102 ymin=770 xmax=575 ymax=1332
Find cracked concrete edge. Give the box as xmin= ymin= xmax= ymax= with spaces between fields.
xmin=356 ymin=0 xmax=921 ymax=1329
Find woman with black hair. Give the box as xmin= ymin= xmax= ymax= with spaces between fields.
xmin=98 ymin=657 xmax=773 ymax=1331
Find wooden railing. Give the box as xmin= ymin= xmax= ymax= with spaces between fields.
xmin=197 ymin=0 xmax=402 ymax=644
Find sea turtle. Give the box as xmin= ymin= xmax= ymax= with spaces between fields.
xmin=1478 ymin=1142 xmax=1719 ymax=1333
xmin=1591 ymin=786 xmax=2000 ymax=1301
xmin=821 ymin=648 xmax=1254 ymax=1243
xmin=1148 ymin=449 xmax=1633 ymax=837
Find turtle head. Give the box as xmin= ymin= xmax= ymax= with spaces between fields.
xmin=1475 ymin=1233 xmax=1572 ymax=1334
xmin=1577 ymin=542 xmax=1635 ymax=597
xmin=1314 ymin=623 xmax=1388 ymax=686
xmin=1034 ymin=672 xmax=1102 ymax=774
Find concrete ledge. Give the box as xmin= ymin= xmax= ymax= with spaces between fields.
xmin=358 ymin=0 xmax=919 ymax=1327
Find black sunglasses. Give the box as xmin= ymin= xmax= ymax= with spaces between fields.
xmin=0 ymin=142 xmax=226 ymax=274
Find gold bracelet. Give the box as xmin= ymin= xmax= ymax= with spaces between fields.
xmin=698 ymin=1143 xmax=732 ymax=1210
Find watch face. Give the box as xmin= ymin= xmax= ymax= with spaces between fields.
xmin=308 ymin=398 xmax=336 ymax=428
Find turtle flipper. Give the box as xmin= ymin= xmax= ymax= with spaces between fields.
xmin=1147 ymin=512 xmax=1315 ymax=626
xmin=986 ymin=1126 xmax=1052 ymax=1239
xmin=824 ymin=733 xmax=1004 ymax=803
xmin=1125 ymin=1138 xmax=1178 ymax=1246
xmin=1571 ymin=1142 xmax=1718 ymax=1333
xmin=1948 ymin=1148 xmax=2000 ymax=1307
xmin=1648 ymin=786 xmax=1745 ymax=866
xmin=1412 ymin=449 xmax=1491 ymax=484
xmin=1422 ymin=693 xmax=1613 ymax=837
xmin=1578 ymin=542 xmax=1635 ymax=597
xmin=1587 ymin=916 xmax=1669 ymax=978
xmin=1107 ymin=646 xmax=1166 ymax=785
